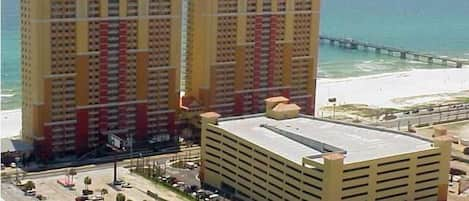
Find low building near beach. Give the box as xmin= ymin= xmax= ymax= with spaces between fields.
xmin=199 ymin=96 xmax=452 ymax=201
xmin=1 ymin=138 xmax=33 ymax=165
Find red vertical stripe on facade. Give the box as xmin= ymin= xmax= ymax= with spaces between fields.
xmin=118 ymin=21 xmax=128 ymax=129
xmin=282 ymin=89 xmax=290 ymax=98
xmin=136 ymin=103 xmax=148 ymax=140
xmin=75 ymin=109 xmax=89 ymax=155
xmin=267 ymin=15 xmax=277 ymax=97
xmin=38 ymin=126 xmax=53 ymax=161
xmin=99 ymin=21 xmax=109 ymax=135
xmin=306 ymin=96 xmax=314 ymax=115
xmin=167 ymin=112 xmax=176 ymax=136
xmin=234 ymin=93 xmax=244 ymax=115
xmin=252 ymin=15 xmax=263 ymax=113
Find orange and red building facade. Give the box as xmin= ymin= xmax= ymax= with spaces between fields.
xmin=21 ymin=0 xmax=181 ymax=159
xmin=183 ymin=0 xmax=320 ymax=116
xmin=21 ymin=0 xmax=320 ymax=159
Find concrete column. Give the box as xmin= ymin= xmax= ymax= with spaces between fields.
xmin=400 ymin=52 xmax=406 ymax=59
xmin=322 ymin=153 xmax=344 ymax=201
xmin=200 ymin=112 xmax=221 ymax=127
xmin=199 ymin=112 xmax=221 ymax=184
xmin=434 ymin=136 xmax=452 ymax=201
xmin=428 ymin=57 xmax=433 ymax=63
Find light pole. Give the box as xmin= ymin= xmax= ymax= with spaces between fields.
xmin=15 ymin=156 xmax=20 ymax=185
xmin=127 ymin=133 xmax=134 ymax=171
xmin=328 ymin=97 xmax=337 ymax=120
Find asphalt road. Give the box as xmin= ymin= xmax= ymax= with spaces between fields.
xmin=375 ymin=108 xmax=469 ymax=129
xmin=3 ymin=147 xmax=200 ymax=180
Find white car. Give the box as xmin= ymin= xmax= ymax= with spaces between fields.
xmin=10 ymin=162 xmax=16 ymax=168
xmin=122 ymin=183 xmax=132 ymax=188
xmin=24 ymin=190 xmax=36 ymax=196
xmin=89 ymin=195 xmax=104 ymax=201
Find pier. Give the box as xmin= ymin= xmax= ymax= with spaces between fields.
xmin=320 ymin=35 xmax=469 ymax=68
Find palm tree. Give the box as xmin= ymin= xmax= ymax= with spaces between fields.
xmin=68 ymin=168 xmax=77 ymax=184
xmin=24 ymin=181 xmax=35 ymax=191
xmin=100 ymin=188 xmax=108 ymax=196
xmin=116 ymin=193 xmax=126 ymax=201
xmin=84 ymin=176 xmax=92 ymax=190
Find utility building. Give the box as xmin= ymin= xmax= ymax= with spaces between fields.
xmin=200 ymin=97 xmax=451 ymax=201
xmin=183 ymin=0 xmax=320 ymax=116
xmin=21 ymin=0 xmax=181 ymax=159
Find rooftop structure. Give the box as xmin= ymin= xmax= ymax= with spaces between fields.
xmin=218 ymin=115 xmax=432 ymax=164
xmin=200 ymin=96 xmax=452 ymax=201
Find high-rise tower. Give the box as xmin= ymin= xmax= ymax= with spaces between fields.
xmin=183 ymin=0 xmax=320 ymax=116
xmin=21 ymin=0 xmax=181 ymax=159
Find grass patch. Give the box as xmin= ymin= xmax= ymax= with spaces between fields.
xmin=133 ymin=170 xmax=196 ymax=201
xmin=322 ymin=104 xmax=403 ymax=118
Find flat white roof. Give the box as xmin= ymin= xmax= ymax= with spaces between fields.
xmin=217 ymin=115 xmax=433 ymax=164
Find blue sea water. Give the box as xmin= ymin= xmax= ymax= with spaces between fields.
xmin=1 ymin=0 xmax=469 ymax=110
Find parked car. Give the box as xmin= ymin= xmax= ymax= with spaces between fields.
xmin=122 ymin=183 xmax=132 ymax=188
xmin=82 ymin=189 xmax=93 ymax=195
xmin=88 ymin=195 xmax=104 ymax=201
xmin=75 ymin=196 xmax=88 ymax=201
xmin=24 ymin=190 xmax=36 ymax=196
xmin=10 ymin=162 xmax=16 ymax=168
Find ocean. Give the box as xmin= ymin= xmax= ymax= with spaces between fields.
xmin=1 ymin=0 xmax=469 ymax=110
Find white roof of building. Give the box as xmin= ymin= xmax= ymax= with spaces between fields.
xmin=217 ymin=115 xmax=433 ymax=164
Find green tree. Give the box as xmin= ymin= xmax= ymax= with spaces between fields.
xmin=24 ymin=181 xmax=35 ymax=190
xmin=116 ymin=193 xmax=126 ymax=201
xmin=101 ymin=188 xmax=108 ymax=196
xmin=84 ymin=176 xmax=92 ymax=190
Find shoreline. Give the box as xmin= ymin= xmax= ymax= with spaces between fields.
xmin=316 ymin=68 xmax=469 ymax=111
xmin=2 ymin=68 xmax=469 ymax=138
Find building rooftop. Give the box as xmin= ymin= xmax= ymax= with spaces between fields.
xmin=1 ymin=138 xmax=34 ymax=153
xmin=217 ymin=115 xmax=433 ymax=164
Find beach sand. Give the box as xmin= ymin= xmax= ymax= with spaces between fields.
xmin=1 ymin=68 xmax=469 ymax=138
xmin=0 ymin=109 xmax=22 ymax=138
xmin=316 ymin=68 xmax=469 ymax=113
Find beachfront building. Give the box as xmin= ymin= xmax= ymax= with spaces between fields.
xmin=200 ymin=97 xmax=451 ymax=201
xmin=21 ymin=0 xmax=181 ymax=159
xmin=183 ymin=0 xmax=320 ymax=116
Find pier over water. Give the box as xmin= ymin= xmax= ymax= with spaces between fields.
xmin=320 ymin=35 xmax=469 ymax=68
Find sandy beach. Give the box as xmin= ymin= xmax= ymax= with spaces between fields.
xmin=316 ymin=68 xmax=469 ymax=112
xmin=0 ymin=109 xmax=22 ymax=138
xmin=1 ymin=68 xmax=469 ymax=138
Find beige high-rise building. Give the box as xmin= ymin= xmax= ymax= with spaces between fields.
xmin=183 ymin=0 xmax=320 ymax=116
xmin=200 ymin=97 xmax=452 ymax=201
xmin=21 ymin=0 xmax=181 ymax=159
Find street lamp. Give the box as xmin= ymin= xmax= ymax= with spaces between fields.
xmin=328 ymin=97 xmax=337 ymax=119
xmin=15 ymin=156 xmax=20 ymax=185
xmin=126 ymin=133 xmax=134 ymax=171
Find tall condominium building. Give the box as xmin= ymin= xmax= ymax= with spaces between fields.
xmin=183 ymin=0 xmax=320 ymax=116
xmin=21 ymin=0 xmax=181 ymax=159
xmin=200 ymin=97 xmax=451 ymax=201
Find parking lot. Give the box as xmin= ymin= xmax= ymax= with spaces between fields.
xmin=2 ymin=166 xmax=194 ymax=201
